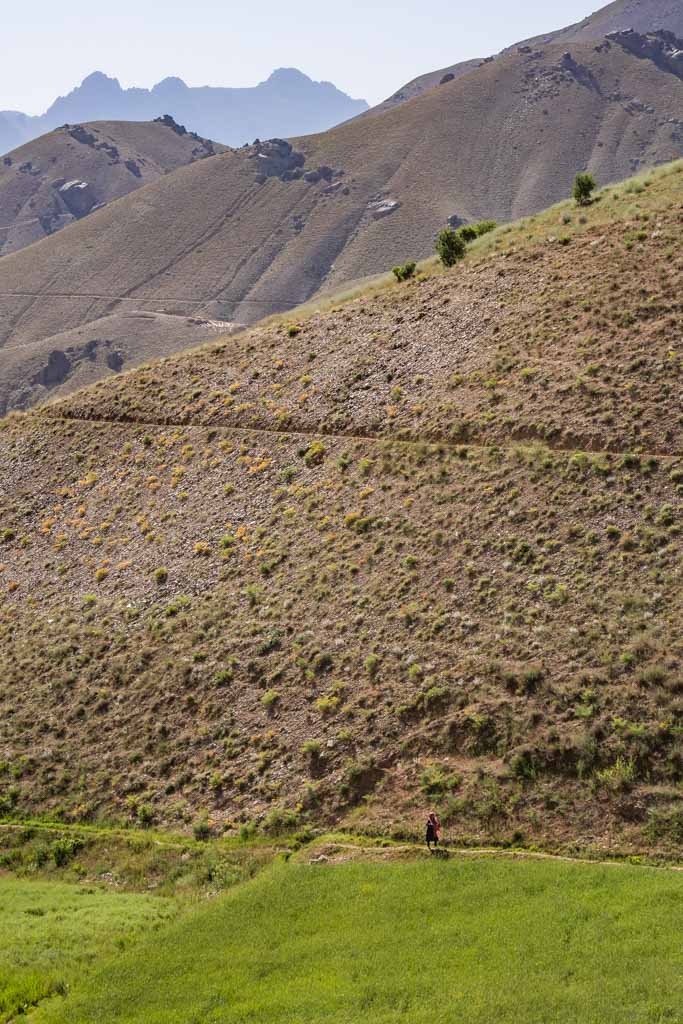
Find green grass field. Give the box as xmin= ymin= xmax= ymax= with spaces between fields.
xmin=0 ymin=877 xmax=176 ymax=1022
xmin=23 ymin=855 xmax=682 ymax=1024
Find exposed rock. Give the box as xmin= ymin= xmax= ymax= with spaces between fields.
xmin=125 ymin=159 xmax=142 ymax=178
xmin=58 ymin=179 xmax=96 ymax=218
xmin=303 ymin=169 xmax=321 ymax=183
xmin=368 ymin=198 xmax=401 ymax=220
xmin=448 ymin=213 xmax=467 ymax=229
xmin=154 ymin=114 xmax=217 ymax=157
xmin=68 ymin=125 xmax=98 ymax=147
xmin=154 ymin=114 xmax=187 ymax=136
xmin=440 ymin=73 xmax=455 ymax=85
xmin=106 ymin=350 xmax=124 ymax=372
xmin=50 ymin=177 xmax=67 ymax=189
xmin=32 ymin=349 xmax=71 ymax=387
xmin=608 ymin=29 xmax=683 ymax=80
xmin=250 ymin=138 xmax=305 ymax=180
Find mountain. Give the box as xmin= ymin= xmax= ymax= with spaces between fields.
xmin=1 ymin=28 xmax=682 ymax=413
xmin=0 ymin=69 xmax=369 ymax=155
xmin=0 ymin=117 xmax=225 ymax=258
xmin=0 ymin=161 xmax=680 ymax=852
xmin=512 ymin=0 xmax=683 ymax=49
xmin=367 ymin=0 xmax=683 ymax=118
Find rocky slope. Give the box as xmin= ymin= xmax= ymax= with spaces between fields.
xmin=513 ymin=0 xmax=683 ymax=50
xmin=0 ymin=69 xmax=369 ymax=155
xmin=0 ymin=117 xmax=224 ymax=258
xmin=0 ymin=162 xmax=680 ymax=854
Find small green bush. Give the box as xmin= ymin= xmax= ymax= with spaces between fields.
xmin=193 ymin=816 xmax=211 ymax=841
xmin=392 ymin=261 xmax=417 ymax=282
xmin=435 ymin=227 xmax=467 ymax=267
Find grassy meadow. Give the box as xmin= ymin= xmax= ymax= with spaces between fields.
xmin=20 ymin=854 xmax=683 ymax=1024
xmin=0 ymin=877 xmax=175 ymax=1022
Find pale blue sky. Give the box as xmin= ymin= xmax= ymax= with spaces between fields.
xmin=4 ymin=0 xmax=603 ymax=113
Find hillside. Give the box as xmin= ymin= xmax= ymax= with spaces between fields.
xmin=514 ymin=0 xmax=683 ymax=50
xmin=0 ymin=69 xmax=369 ymax=155
xmin=0 ymin=162 xmax=681 ymax=855
xmin=366 ymin=0 xmax=683 ymax=119
xmin=0 ymin=28 xmax=682 ymax=413
xmin=0 ymin=118 xmax=224 ymax=258
xmin=0 ymin=310 xmax=232 ymax=415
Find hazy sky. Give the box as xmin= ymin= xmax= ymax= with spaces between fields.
xmin=4 ymin=0 xmax=603 ymax=114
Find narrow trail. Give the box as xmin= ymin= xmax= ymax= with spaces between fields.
xmin=45 ymin=411 xmax=681 ymax=462
xmin=0 ymin=291 xmax=304 ymax=308
xmin=306 ymin=840 xmax=683 ymax=872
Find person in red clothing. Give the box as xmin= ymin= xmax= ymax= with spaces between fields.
xmin=425 ymin=811 xmax=441 ymax=852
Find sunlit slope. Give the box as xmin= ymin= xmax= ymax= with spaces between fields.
xmin=61 ymin=164 xmax=683 ymax=458
xmin=0 ymin=164 xmax=681 ymax=854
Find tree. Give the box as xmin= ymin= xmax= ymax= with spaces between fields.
xmin=435 ymin=227 xmax=467 ymax=267
xmin=573 ymin=172 xmax=597 ymax=206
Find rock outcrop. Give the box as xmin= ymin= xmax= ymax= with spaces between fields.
xmin=608 ymin=29 xmax=683 ymax=81
xmin=58 ymin=179 xmax=96 ymax=218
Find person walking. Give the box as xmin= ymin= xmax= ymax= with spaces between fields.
xmin=426 ymin=811 xmax=441 ymax=852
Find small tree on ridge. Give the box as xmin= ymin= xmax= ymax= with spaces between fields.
xmin=435 ymin=227 xmax=467 ymax=267
xmin=573 ymin=172 xmax=597 ymax=206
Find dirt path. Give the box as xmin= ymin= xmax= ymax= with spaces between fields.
xmin=44 ymin=411 xmax=681 ymax=461
xmin=300 ymin=838 xmax=683 ymax=871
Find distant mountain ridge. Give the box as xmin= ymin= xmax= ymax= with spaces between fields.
xmin=0 ymin=69 xmax=369 ymax=155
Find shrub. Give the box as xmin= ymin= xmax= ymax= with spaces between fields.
xmin=364 ymin=653 xmax=380 ymax=676
xmin=435 ymin=227 xmax=467 ymax=267
xmin=392 ymin=261 xmax=417 ymax=282
xmin=154 ymin=566 xmax=168 ymax=584
xmin=261 ymin=689 xmax=280 ymax=709
xmin=420 ymin=764 xmax=460 ymax=796
xmin=315 ymin=696 xmax=339 ymax=715
xmin=573 ymin=172 xmax=596 ymax=206
xmin=474 ymin=220 xmax=497 ymax=236
xmin=262 ymin=808 xmax=299 ymax=834
xmin=137 ymin=803 xmax=154 ymax=826
xmin=193 ymin=816 xmax=211 ymax=841
xmin=304 ymin=441 xmax=326 ymax=466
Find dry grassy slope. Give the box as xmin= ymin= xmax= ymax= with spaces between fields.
xmin=358 ymin=58 xmax=484 ymax=120
xmin=0 ymin=120 xmax=224 ymax=257
xmin=61 ymin=165 xmax=683 ymax=459
xmin=0 ymin=164 xmax=680 ymax=853
xmin=0 ymin=32 xmax=681 ymax=373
